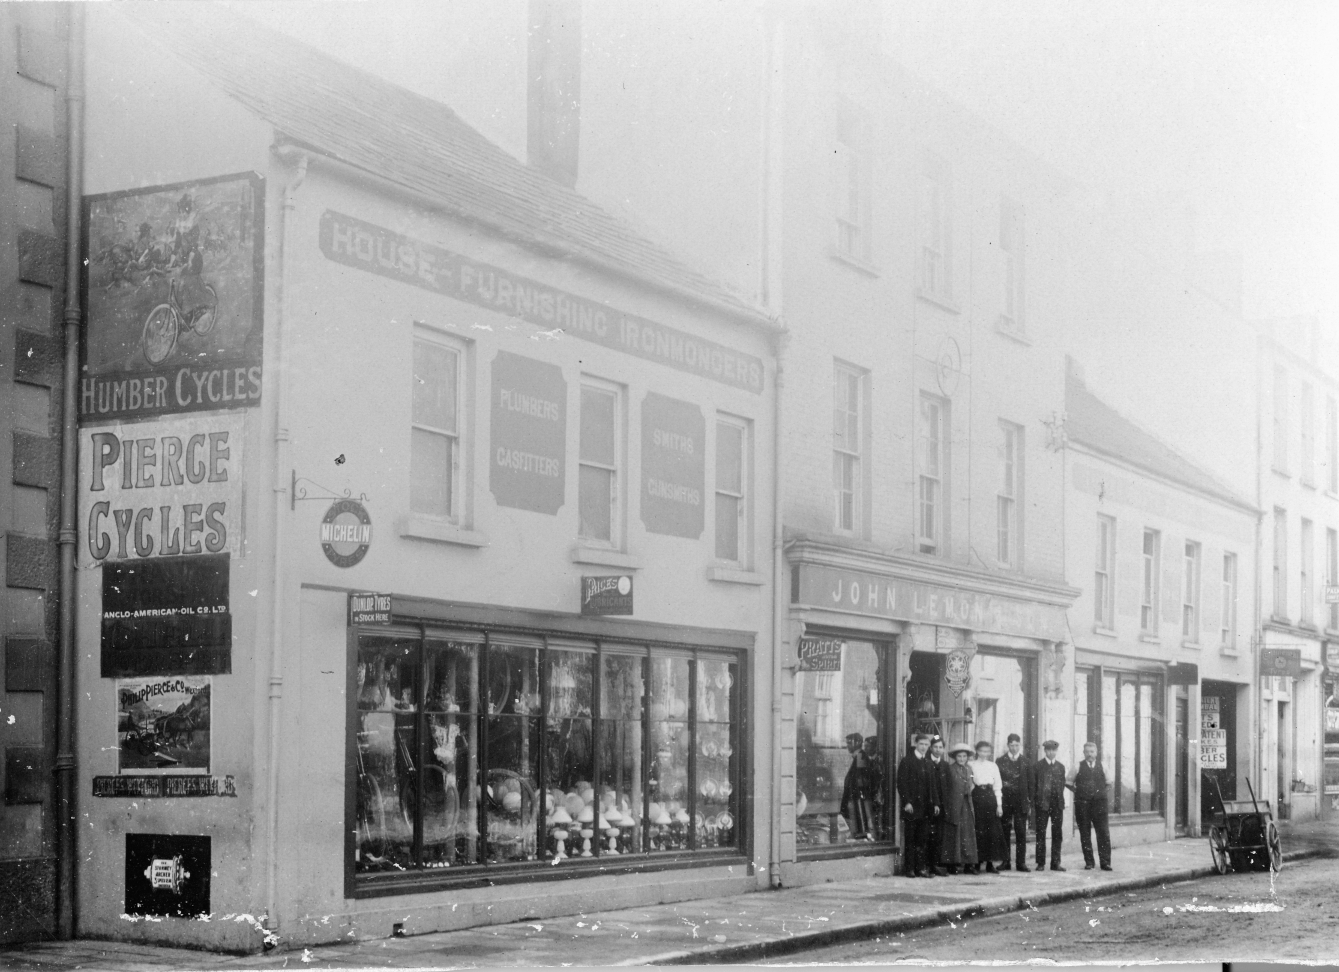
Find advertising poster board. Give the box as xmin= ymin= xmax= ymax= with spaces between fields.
xmin=489 ymin=350 xmax=567 ymax=514
xmin=1200 ymin=696 xmax=1226 ymax=769
xmin=83 ymin=172 xmax=264 ymax=423
xmin=79 ymin=412 xmax=244 ymax=569
xmin=117 ymin=676 xmax=211 ymax=774
xmin=101 ymin=554 xmax=231 ymax=677
xmin=640 ymin=392 xmax=705 ymax=538
xmin=796 ymin=637 xmax=843 ymax=672
xmin=124 ymin=834 xmax=211 ymax=918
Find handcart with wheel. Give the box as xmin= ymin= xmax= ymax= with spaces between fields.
xmin=1206 ymin=776 xmax=1282 ymax=874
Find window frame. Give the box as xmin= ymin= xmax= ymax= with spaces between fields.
xmin=1182 ymin=541 xmax=1201 ymax=643
xmin=1274 ymin=508 xmax=1288 ymax=620
xmin=918 ymin=156 xmax=952 ymax=300
xmin=1079 ymin=665 xmax=1165 ymax=816
xmin=1221 ymin=552 xmax=1238 ymax=648
xmin=832 ymin=100 xmax=871 ymax=264
xmin=1301 ymin=517 xmax=1315 ymax=625
xmin=918 ymin=393 xmax=948 ymax=555
xmin=996 ymin=420 xmax=1022 ymax=568
xmin=1141 ymin=529 xmax=1161 ymax=634
xmin=1328 ymin=528 xmax=1339 ymax=631
xmin=1301 ymin=381 xmax=1316 ymax=487
xmin=832 ymin=362 xmax=866 ymax=536
xmin=345 ymin=619 xmax=749 ymax=898
xmin=409 ymin=332 xmax=466 ymax=522
xmin=1273 ymin=366 xmax=1289 ymax=475
xmin=998 ymin=197 xmax=1024 ymax=334
xmin=1095 ymin=515 xmax=1117 ymax=629
xmin=1327 ymin=395 xmax=1338 ymax=493
xmin=577 ymin=376 xmax=624 ymax=548
xmin=713 ymin=414 xmax=751 ymax=566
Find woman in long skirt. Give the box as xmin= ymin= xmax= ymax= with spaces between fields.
xmin=969 ymin=741 xmax=1006 ymax=873
xmin=939 ymin=744 xmax=978 ymax=873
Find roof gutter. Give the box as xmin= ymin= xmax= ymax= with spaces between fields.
xmin=271 ymin=136 xmax=783 ymax=338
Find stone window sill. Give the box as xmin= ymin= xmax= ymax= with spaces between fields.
xmin=1138 ymin=633 xmax=1161 ymax=645
xmin=707 ymin=566 xmax=766 ymax=586
xmin=1181 ymin=639 xmax=1201 ymax=650
xmin=398 ymin=515 xmax=488 ymax=548
xmin=569 ymin=545 xmax=642 ymax=570
xmin=1092 ymin=625 xmax=1117 ymax=638
xmin=828 ymin=247 xmax=880 ymax=278
xmin=995 ymin=318 xmax=1031 ymax=345
xmin=915 ymin=288 xmax=960 ymax=314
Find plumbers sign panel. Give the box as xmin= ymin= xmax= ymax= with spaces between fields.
xmin=101 ymin=555 xmax=231 ymax=677
xmin=82 ymin=172 xmax=265 ymax=423
xmin=79 ymin=413 xmax=243 ymax=569
xmin=640 ymin=393 xmax=705 ymax=539
xmin=489 ymin=351 xmax=566 ymax=514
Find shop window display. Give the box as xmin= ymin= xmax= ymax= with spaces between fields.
xmin=351 ymin=629 xmax=742 ymax=884
xmin=795 ymin=640 xmax=886 ymax=847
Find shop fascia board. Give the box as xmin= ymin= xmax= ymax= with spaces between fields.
xmin=784 ymin=531 xmax=1080 ymax=610
xmin=270 ymin=135 xmax=784 ymax=340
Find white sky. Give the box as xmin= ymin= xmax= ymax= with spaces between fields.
xmin=230 ymin=0 xmax=1339 ymax=325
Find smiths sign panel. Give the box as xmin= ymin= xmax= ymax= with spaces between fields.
xmin=640 ymin=393 xmax=706 ymax=539
xmin=348 ymin=592 xmax=392 ymax=626
xmin=1261 ymin=648 xmax=1303 ymax=678
xmin=319 ymin=210 xmax=764 ymax=394
xmin=78 ymin=413 xmax=243 ymax=569
xmin=82 ymin=173 xmax=264 ymax=423
xmin=490 ymin=351 xmax=566 ymax=514
xmin=582 ymin=575 xmax=633 ymax=615
xmin=797 ymin=637 xmax=843 ymax=672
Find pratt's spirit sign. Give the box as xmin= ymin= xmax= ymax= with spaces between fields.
xmin=319 ymin=210 xmax=765 ymax=394
xmin=792 ymin=564 xmax=1068 ymax=642
xmin=796 ymin=637 xmax=843 ymax=672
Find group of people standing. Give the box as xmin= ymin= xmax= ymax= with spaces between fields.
xmin=895 ymin=734 xmax=1114 ymax=877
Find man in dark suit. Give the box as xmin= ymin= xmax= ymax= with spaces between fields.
xmin=1068 ymin=741 xmax=1112 ymax=870
xmin=996 ymin=732 xmax=1032 ymax=872
xmin=926 ymin=736 xmax=950 ymax=875
xmin=896 ymin=733 xmax=940 ymax=877
xmin=1032 ymin=739 xmax=1067 ymax=871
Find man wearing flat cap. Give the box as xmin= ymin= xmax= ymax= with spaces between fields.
xmin=1032 ymin=740 xmax=1067 ymax=871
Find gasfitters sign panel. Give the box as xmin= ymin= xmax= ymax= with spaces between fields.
xmin=79 ymin=412 xmax=244 ymax=569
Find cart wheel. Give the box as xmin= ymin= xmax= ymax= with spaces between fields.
xmin=1208 ymin=826 xmax=1230 ymax=875
xmin=142 ymin=304 xmax=178 ymax=365
xmin=1266 ymin=820 xmax=1282 ymax=873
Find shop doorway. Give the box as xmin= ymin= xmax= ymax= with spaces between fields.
xmin=1200 ymin=681 xmax=1237 ymax=819
xmin=1175 ymin=695 xmax=1189 ymax=834
xmin=905 ymin=649 xmax=1037 ymax=757
xmin=1278 ymin=701 xmax=1291 ymax=820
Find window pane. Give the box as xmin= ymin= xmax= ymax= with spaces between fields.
xmin=648 ymin=656 xmax=691 ymax=851
xmin=1075 ymin=669 xmax=1091 ymax=762
xmin=600 ymin=654 xmax=645 ymax=855
xmin=715 ymin=493 xmax=740 ymax=562
xmin=717 ymin=423 xmax=743 ymax=493
xmin=544 ymin=650 xmax=596 ymax=860
xmin=795 ymin=641 xmax=885 ymax=847
xmin=1120 ymin=680 xmax=1137 ymax=812
xmin=354 ymin=637 xmax=419 ymax=873
xmin=580 ymin=386 xmax=616 ymax=466
xmin=485 ymin=644 xmax=540 ymax=863
xmin=424 ymin=640 xmax=480 ymax=867
xmin=578 ymin=465 xmax=612 ymax=541
xmin=964 ymin=653 xmax=1027 ymax=759
xmin=410 ymin=427 xmax=452 ymax=516
xmin=1139 ymin=682 xmax=1155 ymax=812
xmin=1102 ymin=673 xmax=1117 ymax=795
xmin=413 ymin=341 xmax=458 ymax=431
xmin=697 ymin=659 xmax=738 ymax=849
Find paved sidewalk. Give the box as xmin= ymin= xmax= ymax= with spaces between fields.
xmin=5 ymin=818 xmax=1336 ymax=971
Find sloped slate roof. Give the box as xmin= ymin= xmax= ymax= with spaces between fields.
xmin=1066 ymin=370 xmax=1253 ymax=510
xmin=121 ymin=5 xmax=775 ymax=331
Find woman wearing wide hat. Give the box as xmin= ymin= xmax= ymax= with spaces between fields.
xmin=939 ymin=744 xmax=978 ymax=873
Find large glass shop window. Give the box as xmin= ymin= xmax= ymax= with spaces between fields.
xmin=794 ymin=640 xmax=887 ymax=847
xmin=353 ymin=632 xmax=741 ymax=878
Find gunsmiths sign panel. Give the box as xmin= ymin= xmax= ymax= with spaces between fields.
xmin=78 ymin=412 xmax=243 ymax=569
xmin=490 ymin=351 xmax=566 ymax=514
xmin=83 ymin=173 xmax=264 ymax=423
xmin=101 ymin=554 xmax=230 ymax=677
xmin=640 ymin=392 xmax=705 ymax=539
xmin=792 ymin=564 xmax=1068 ymax=642
xmin=319 ymin=210 xmax=764 ymax=394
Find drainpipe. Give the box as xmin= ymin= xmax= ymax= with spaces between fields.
xmin=264 ymin=145 xmax=308 ymax=935
xmin=1253 ymin=334 xmax=1265 ymax=808
xmin=55 ymin=4 xmax=85 ymax=940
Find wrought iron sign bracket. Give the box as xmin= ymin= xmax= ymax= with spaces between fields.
xmin=291 ymin=470 xmax=370 ymax=511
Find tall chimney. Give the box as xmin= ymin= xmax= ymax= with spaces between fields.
xmin=527 ymin=0 xmax=582 ymax=188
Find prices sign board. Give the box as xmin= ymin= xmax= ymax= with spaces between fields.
xmin=581 ymin=575 xmax=633 ymax=615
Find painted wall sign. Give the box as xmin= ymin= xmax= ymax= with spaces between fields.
xmin=319 ymin=210 xmax=765 ymax=394
xmin=640 ymin=392 xmax=705 ymax=539
xmin=1327 ymin=644 xmax=1339 ymax=672
xmin=792 ymin=563 xmax=1068 ymax=642
xmin=117 ymin=676 xmax=211 ymax=774
xmin=321 ymin=499 xmax=372 ymax=567
xmin=1261 ymin=648 xmax=1303 ymax=679
xmin=581 ymin=575 xmax=633 ymax=615
xmin=348 ymin=592 xmax=392 ymax=626
xmin=796 ymin=637 xmax=843 ymax=672
xmin=83 ymin=172 xmax=265 ymax=423
xmin=1200 ymin=696 xmax=1226 ymax=769
xmin=78 ymin=412 xmax=244 ymax=569
xmin=124 ymin=834 xmax=211 ymax=918
xmin=1167 ymin=662 xmax=1200 ymax=686
xmin=489 ymin=351 xmax=566 ymax=514
xmin=93 ymin=775 xmax=237 ymax=798
xmin=101 ymin=555 xmax=230 ymax=677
